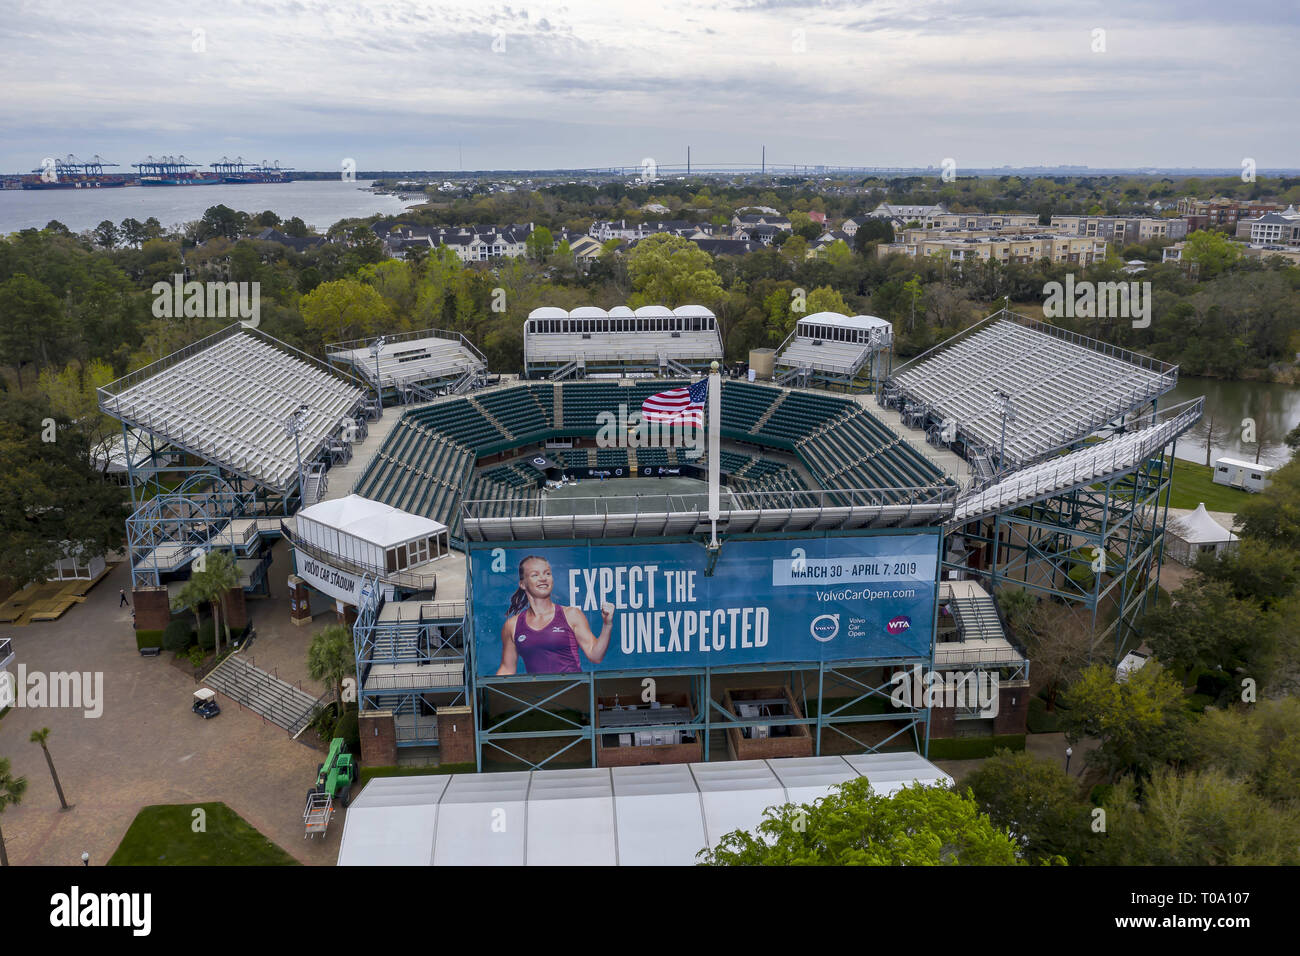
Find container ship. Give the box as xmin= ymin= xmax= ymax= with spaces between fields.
xmin=212 ymin=156 xmax=294 ymax=184
xmin=20 ymin=154 xmax=128 ymax=189
xmin=16 ymin=152 xmax=296 ymax=187
xmin=134 ymin=155 xmax=219 ymax=186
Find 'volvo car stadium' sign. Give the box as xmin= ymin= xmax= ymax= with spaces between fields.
xmin=293 ymin=549 xmax=362 ymax=605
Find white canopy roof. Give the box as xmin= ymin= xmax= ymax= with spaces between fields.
xmin=1170 ymin=502 xmax=1237 ymax=544
xmin=297 ymin=494 xmax=447 ymax=548
xmin=337 ymin=753 xmax=953 ymax=866
xmin=798 ymin=312 xmax=892 ymax=331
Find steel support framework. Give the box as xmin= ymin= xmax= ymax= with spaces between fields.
xmin=947 ymin=447 xmax=1173 ymax=663
xmin=465 ymin=526 xmax=943 ymax=771
xmin=472 ymin=659 xmax=931 ymax=772
xmin=353 ymin=574 xmax=473 ymax=747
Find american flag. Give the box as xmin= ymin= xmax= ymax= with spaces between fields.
xmin=642 ymin=379 xmax=707 ymax=427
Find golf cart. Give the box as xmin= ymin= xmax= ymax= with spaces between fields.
xmin=192 ymin=687 xmax=221 ymax=719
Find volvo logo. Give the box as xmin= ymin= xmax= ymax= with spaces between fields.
xmin=810 ymin=614 xmax=840 ymax=642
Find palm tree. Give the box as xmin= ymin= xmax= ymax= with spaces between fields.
xmin=0 ymin=757 xmax=28 ymax=866
xmin=201 ymin=550 xmax=242 ymax=655
xmin=173 ymin=577 xmax=207 ymax=641
xmin=30 ymin=728 xmax=68 ymax=810
xmin=307 ymin=624 xmax=356 ymax=717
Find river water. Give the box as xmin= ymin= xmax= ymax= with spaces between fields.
xmin=0 ymin=180 xmax=419 ymax=234
xmin=1165 ymin=376 xmax=1300 ymax=468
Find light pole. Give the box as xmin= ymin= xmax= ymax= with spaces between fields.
xmin=283 ymin=403 xmax=309 ymax=507
xmin=991 ymin=389 xmax=1017 ymax=477
xmin=370 ymin=335 xmax=386 ymax=411
xmin=1065 ymin=746 xmax=1073 ymax=775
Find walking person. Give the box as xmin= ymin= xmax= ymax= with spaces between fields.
xmin=119 ymin=588 xmax=129 ymax=607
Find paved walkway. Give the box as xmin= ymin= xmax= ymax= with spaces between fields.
xmin=935 ymin=731 xmax=1102 ymax=790
xmin=0 ymin=559 xmax=343 ymax=866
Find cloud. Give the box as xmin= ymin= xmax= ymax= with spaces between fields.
xmin=0 ymin=0 xmax=1296 ymax=170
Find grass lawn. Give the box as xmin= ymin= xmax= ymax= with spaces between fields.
xmin=108 ymin=802 xmax=298 ymax=866
xmin=1167 ymin=457 xmax=1254 ymax=513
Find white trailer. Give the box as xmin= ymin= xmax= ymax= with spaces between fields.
xmin=1212 ymin=457 xmax=1274 ymax=493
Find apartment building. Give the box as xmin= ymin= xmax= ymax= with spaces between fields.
xmin=1176 ymin=197 xmax=1287 ymax=231
xmin=1234 ymin=206 xmax=1300 ymax=246
xmin=1050 ymin=215 xmax=1188 ymax=242
xmin=878 ymin=233 xmax=1108 ymax=266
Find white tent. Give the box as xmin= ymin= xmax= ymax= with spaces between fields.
xmin=1166 ymin=502 xmax=1238 ymax=566
xmin=295 ymin=494 xmax=448 ymax=573
xmin=337 ymin=753 xmax=954 ymax=866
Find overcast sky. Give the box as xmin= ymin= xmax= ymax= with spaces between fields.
xmin=2 ymin=0 xmax=1297 ymax=173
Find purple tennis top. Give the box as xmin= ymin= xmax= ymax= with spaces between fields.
xmin=512 ymin=606 xmax=582 ymax=673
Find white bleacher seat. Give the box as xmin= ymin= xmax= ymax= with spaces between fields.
xmin=102 ymin=332 xmax=365 ymax=492
xmin=892 ymin=319 xmax=1176 ymax=468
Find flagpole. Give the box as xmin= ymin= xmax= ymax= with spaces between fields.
xmin=707 ymin=361 xmax=721 ymax=549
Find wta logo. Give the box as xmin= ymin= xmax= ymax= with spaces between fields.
xmin=886 ymin=615 xmax=911 ymax=636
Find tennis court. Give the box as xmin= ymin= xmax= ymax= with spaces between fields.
xmin=541 ymin=476 xmax=735 ymax=516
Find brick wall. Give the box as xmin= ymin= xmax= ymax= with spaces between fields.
xmin=133 ymin=586 xmax=172 ymax=632
xmin=221 ymin=586 xmax=247 ymax=631
xmin=437 ymin=705 xmax=475 ymax=765
xmin=993 ymin=680 xmax=1030 ymax=735
xmin=360 ymin=710 xmax=397 ymax=766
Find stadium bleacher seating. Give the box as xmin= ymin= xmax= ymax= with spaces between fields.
xmin=101 ymin=331 xmax=365 ymax=492
xmin=355 ymin=377 xmax=955 ymax=538
xmin=890 ymin=318 xmax=1177 ymax=468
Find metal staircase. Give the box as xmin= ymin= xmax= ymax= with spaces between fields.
xmin=302 ymin=463 xmax=328 ymax=506
xmin=549 ymin=359 xmax=584 ymax=381
xmin=203 ymin=654 xmax=323 ymax=735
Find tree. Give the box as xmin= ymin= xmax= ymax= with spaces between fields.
xmin=525 ymin=226 xmax=554 ymax=262
xmin=1057 ymin=661 xmax=1189 ymax=782
xmin=197 ymin=204 xmax=245 ymax=242
xmin=0 ymin=757 xmax=27 ymax=866
xmin=299 ymin=278 xmax=390 ymax=343
xmin=963 ymin=750 xmax=1088 ymax=864
xmin=1141 ymin=576 xmax=1274 ymax=680
xmin=698 ymin=779 xmax=1024 ymax=865
xmin=93 ymin=219 xmax=119 ymax=249
xmin=119 ymin=217 xmax=146 ymax=247
xmin=1182 ymin=229 xmax=1242 ymax=279
xmin=172 ymin=577 xmax=208 ymax=643
xmin=854 ymin=219 xmax=895 ymax=254
xmin=995 ymin=586 xmax=1037 ymax=640
xmin=901 ymin=276 xmax=923 ymax=331
xmin=307 ymin=624 xmax=355 ymax=713
xmin=1023 ymin=605 xmax=1094 ymax=711
xmin=282 ymin=216 xmax=309 ymax=238
xmin=1237 ymin=457 xmax=1300 ymax=551
xmin=192 ymin=550 xmax=241 ymax=656
xmin=626 ymin=233 xmax=723 ymax=307
xmin=0 ymin=395 xmax=128 ymax=588
xmin=1186 ymin=698 xmax=1300 ymax=804
xmin=0 ymin=274 xmax=66 ymax=387
xmin=1098 ymin=768 xmax=1300 ymax=865
xmin=804 ymin=285 xmax=849 ymax=316
xmin=29 ymin=728 xmax=68 ymax=811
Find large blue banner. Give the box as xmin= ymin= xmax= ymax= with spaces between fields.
xmin=471 ymin=534 xmax=938 ymax=676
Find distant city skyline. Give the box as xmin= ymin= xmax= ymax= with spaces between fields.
xmin=2 ymin=0 xmax=1297 ymax=174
